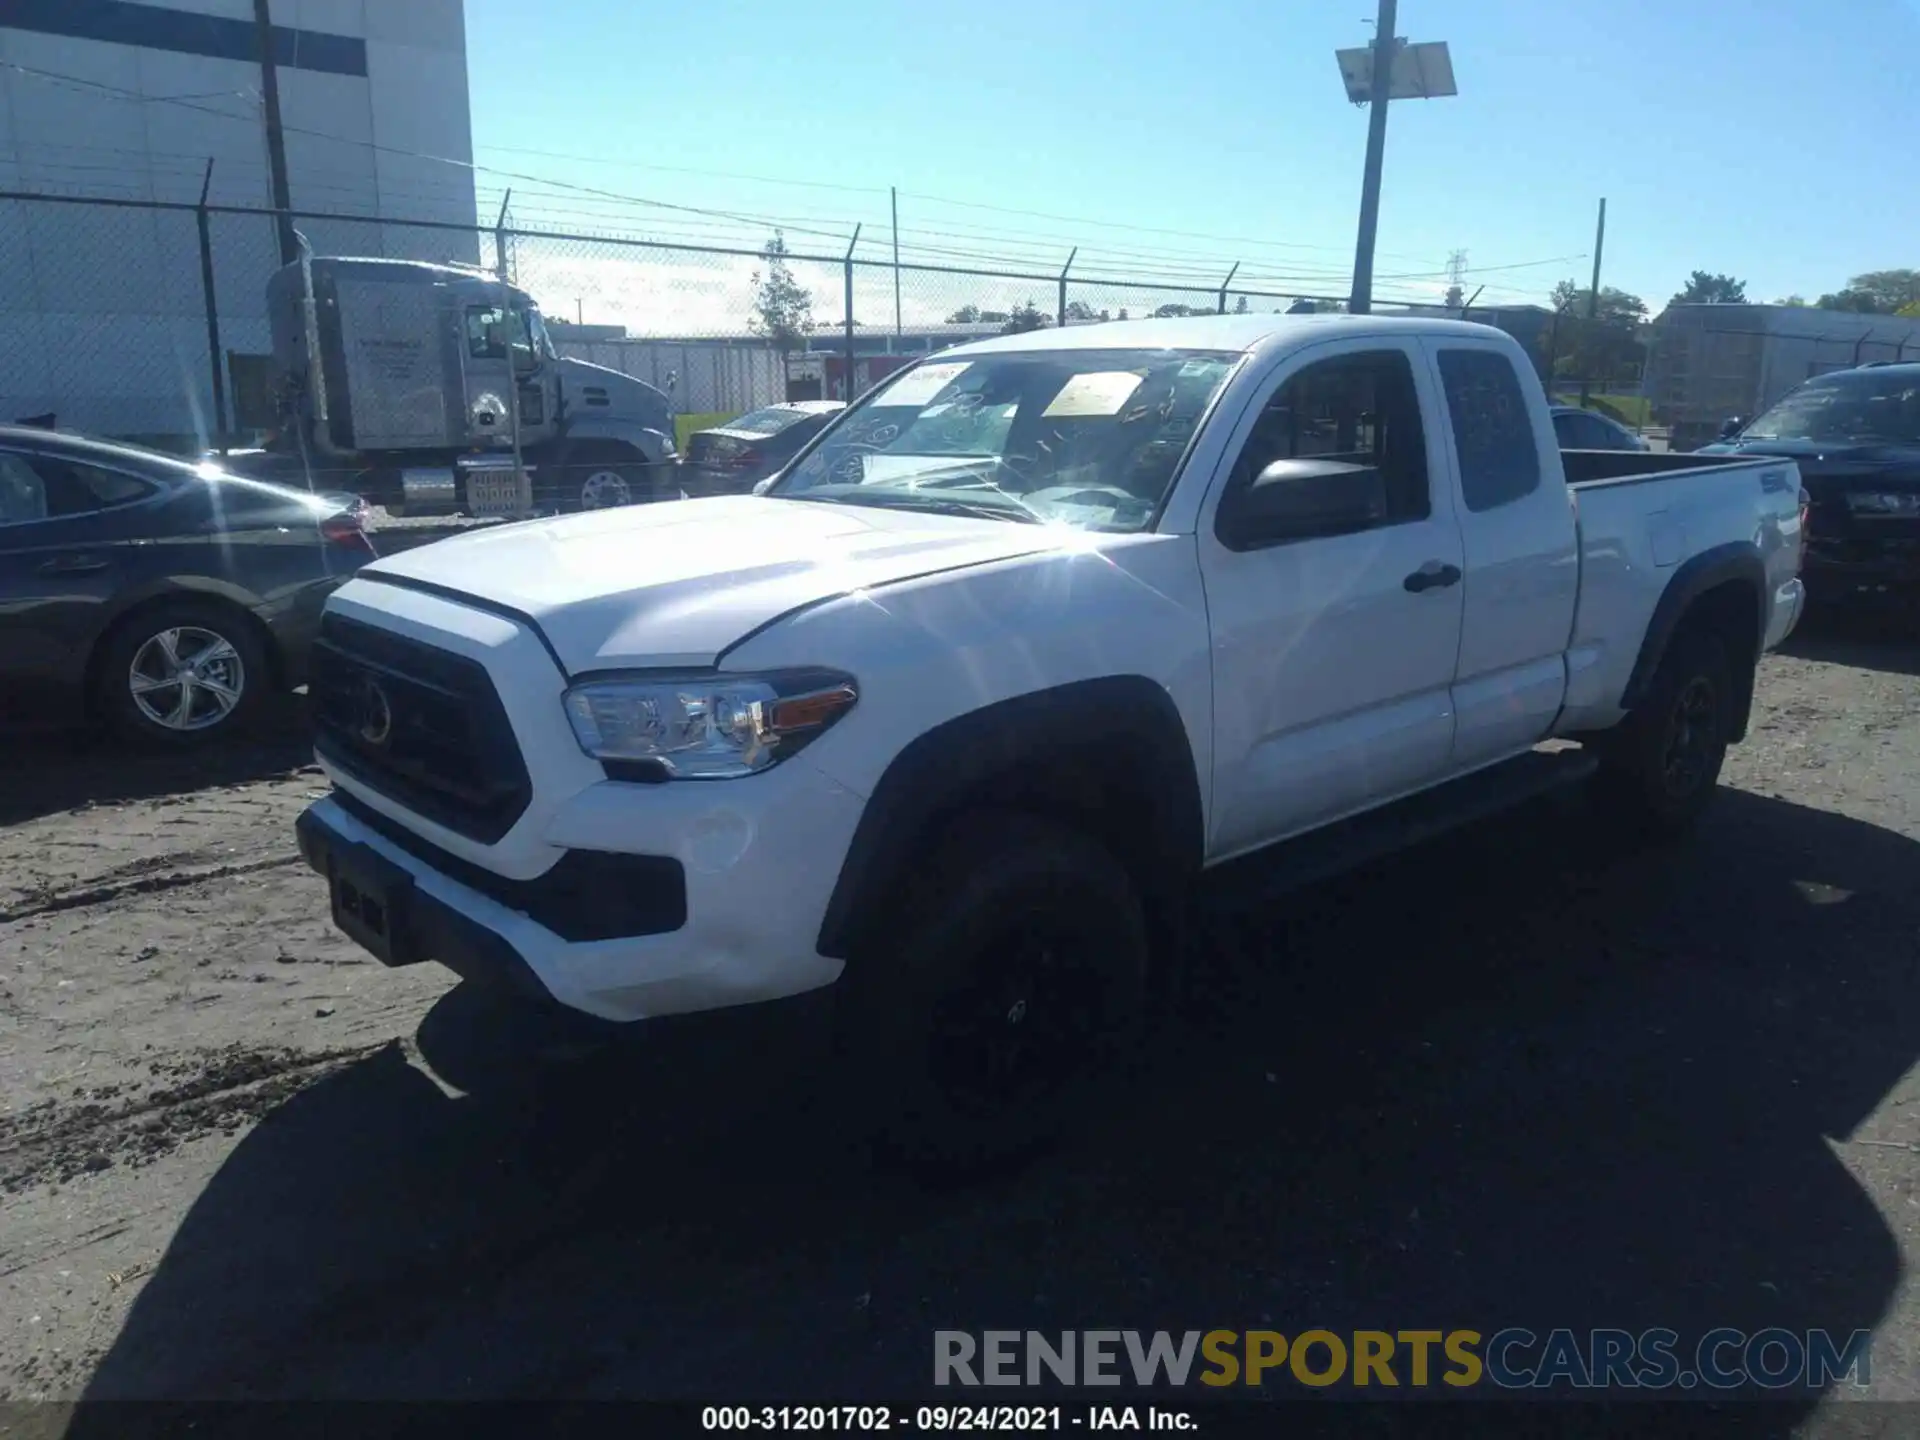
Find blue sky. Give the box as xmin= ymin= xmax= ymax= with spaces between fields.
xmin=465 ymin=0 xmax=1920 ymax=314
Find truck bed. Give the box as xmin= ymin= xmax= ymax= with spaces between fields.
xmin=1557 ymin=449 xmax=1804 ymax=734
xmin=1560 ymin=448 xmax=1762 ymax=486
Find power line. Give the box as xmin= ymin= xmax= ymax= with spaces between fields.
xmin=1 ymin=59 xmax=1571 ymax=303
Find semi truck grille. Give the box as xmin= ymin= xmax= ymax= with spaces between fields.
xmin=310 ymin=613 xmax=532 ymax=844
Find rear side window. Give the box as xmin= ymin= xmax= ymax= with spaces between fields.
xmin=1439 ymin=350 xmax=1541 ymax=511
xmin=0 ymin=450 xmax=154 ymax=522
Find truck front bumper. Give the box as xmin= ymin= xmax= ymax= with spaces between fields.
xmin=295 ymin=755 xmax=866 ymax=1023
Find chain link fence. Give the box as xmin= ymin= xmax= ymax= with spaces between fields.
xmin=0 ymin=188 xmax=1353 ymax=447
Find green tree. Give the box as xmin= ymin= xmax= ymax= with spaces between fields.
xmin=1815 ymin=269 xmax=1920 ymax=314
xmin=1064 ymin=300 xmax=1101 ymax=322
xmin=946 ymin=304 xmax=981 ymax=323
xmin=1667 ymin=270 xmax=1748 ymax=307
xmin=1443 ymin=284 xmax=1465 ymax=309
xmin=1233 ymin=295 xmax=1250 ymax=314
xmin=748 ymin=231 xmax=814 ymax=356
xmin=1549 ymin=279 xmax=1648 ymax=384
xmin=1774 ymin=295 xmax=1809 ymax=307
xmin=1002 ymin=300 xmax=1050 ymax=334
xmin=1151 ymin=302 xmax=1207 ymax=318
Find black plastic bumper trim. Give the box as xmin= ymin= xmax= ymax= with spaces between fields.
xmin=325 ymin=789 xmax=688 ymax=942
xmin=297 ymin=804 xmax=560 ymax=1010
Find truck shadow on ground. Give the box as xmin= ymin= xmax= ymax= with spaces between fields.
xmin=0 ymin=696 xmax=314 ymax=828
xmin=68 ymin=786 xmax=1920 ymax=1427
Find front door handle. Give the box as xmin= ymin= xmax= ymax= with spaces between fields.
xmin=38 ymin=555 xmax=111 ymax=575
xmin=1403 ymin=562 xmax=1462 ymax=593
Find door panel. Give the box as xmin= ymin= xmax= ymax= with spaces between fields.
xmin=1199 ymin=340 xmax=1466 ymax=860
xmin=1426 ymin=344 xmax=1580 ymax=770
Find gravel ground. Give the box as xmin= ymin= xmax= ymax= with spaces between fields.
xmin=2 ymin=608 xmax=1918 ymax=1430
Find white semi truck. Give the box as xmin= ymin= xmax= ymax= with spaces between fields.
xmin=224 ymin=255 xmax=679 ymax=518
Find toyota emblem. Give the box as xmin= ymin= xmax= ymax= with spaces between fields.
xmin=357 ymin=676 xmax=394 ymax=747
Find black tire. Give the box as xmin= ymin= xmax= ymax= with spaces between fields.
xmin=836 ymin=811 xmax=1149 ymax=1178
xmin=547 ymin=444 xmax=671 ymax=514
xmin=92 ymin=598 xmax=270 ymax=748
xmin=1590 ymin=625 xmax=1734 ymax=838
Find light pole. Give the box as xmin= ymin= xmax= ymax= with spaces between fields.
xmin=1336 ymin=8 xmax=1456 ymax=314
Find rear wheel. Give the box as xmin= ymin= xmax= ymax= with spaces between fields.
xmin=93 ymin=598 xmax=269 ymax=748
xmin=1590 ymin=626 xmax=1734 ymax=837
xmin=837 ymin=812 xmax=1148 ymax=1177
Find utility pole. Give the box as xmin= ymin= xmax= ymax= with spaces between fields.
xmin=252 ymin=0 xmax=297 ymax=265
xmin=891 ymin=186 xmax=902 ymax=338
xmin=1347 ymin=0 xmax=1398 ymax=315
xmin=1337 ymin=7 xmax=1454 ymax=315
xmin=1579 ymin=197 xmax=1607 ymax=409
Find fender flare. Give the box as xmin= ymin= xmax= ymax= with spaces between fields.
xmin=1619 ymin=541 xmax=1767 ymax=731
xmin=815 ymin=675 xmax=1205 ymax=963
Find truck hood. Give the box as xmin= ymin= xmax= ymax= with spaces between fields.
xmin=363 ymin=495 xmax=1068 ymax=672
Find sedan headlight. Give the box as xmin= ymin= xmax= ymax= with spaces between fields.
xmin=1846 ymin=491 xmax=1920 ymax=516
xmin=563 ymin=670 xmax=858 ymax=779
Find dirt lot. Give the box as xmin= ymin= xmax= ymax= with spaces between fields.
xmin=3 ymin=609 xmax=1919 ymax=1428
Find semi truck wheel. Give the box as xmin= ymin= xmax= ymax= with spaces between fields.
xmin=549 ymin=444 xmax=667 ymax=513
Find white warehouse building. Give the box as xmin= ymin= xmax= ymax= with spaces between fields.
xmin=0 ymin=0 xmax=478 ymax=440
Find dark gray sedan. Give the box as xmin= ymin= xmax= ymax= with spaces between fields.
xmin=680 ymin=401 xmax=845 ymax=494
xmin=0 ymin=426 xmax=375 ymax=745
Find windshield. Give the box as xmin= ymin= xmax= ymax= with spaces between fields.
xmin=769 ymin=347 xmax=1240 ymax=531
xmin=1741 ymin=371 xmax=1920 ymax=444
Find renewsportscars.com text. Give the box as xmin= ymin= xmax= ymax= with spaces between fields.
xmin=934 ymin=1328 xmax=1873 ymax=1391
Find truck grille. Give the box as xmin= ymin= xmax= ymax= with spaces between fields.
xmin=310 ymin=613 xmax=532 ymax=844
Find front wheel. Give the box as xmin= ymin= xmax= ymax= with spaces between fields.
xmin=93 ymin=599 xmax=268 ymax=748
xmin=547 ymin=446 xmax=670 ymax=513
xmin=1590 ymin=626 xmax=1734 ymax=837
xmin=837 ymin=812 xmax=1148 ymax=1177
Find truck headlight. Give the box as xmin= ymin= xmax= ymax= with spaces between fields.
xmin=1846 ymin=491 xmax=1920 ymax=516
xmin=563 ymin=670 xmax=857 ymax=779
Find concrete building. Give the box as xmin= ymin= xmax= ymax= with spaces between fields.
xmin=0 ymin=0 xmax=477 ymax=439
xmin=1647 ymin=303 xmax=1920 ymax=452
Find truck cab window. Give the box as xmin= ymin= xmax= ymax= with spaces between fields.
xmin=1439 ymin=349 xmax=1541 ymax=511
xmin=466 ymin=306 xmax=536 ymax=364
xmin=1229 ymin=350 xmax=1430 ymax=523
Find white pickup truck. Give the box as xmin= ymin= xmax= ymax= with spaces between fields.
xmin=294 ymin=314 xmax=1806 ymax=1167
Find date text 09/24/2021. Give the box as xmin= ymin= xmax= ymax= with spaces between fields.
xmin=701 ymin=1407 xmax=1191 ymax=1432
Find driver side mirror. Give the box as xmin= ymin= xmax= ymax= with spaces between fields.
xmin=1718 ymin=415 xmax=1744 ymax=441
xmin=1217 ymin=457 xmax=1388 ymax=550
